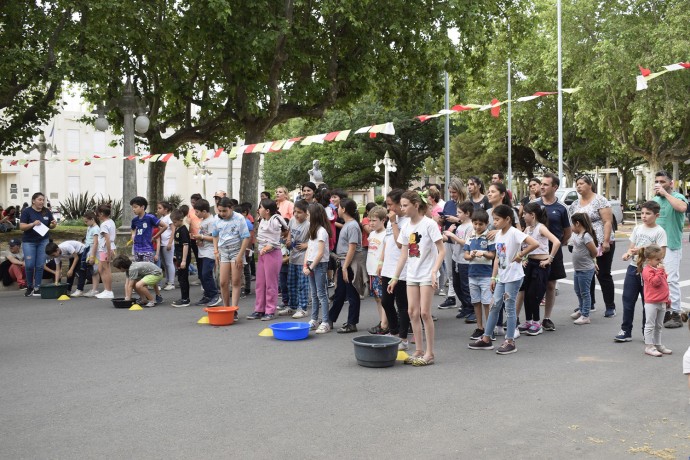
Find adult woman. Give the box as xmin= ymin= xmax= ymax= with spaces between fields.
xmin=486 ymin=182 xmax=516 ymax=229
xmin=19 ymin=192 xmax=56 ymax=296
xmin=467 ymin=176 xmax=490 ymax=211
xmin=437 ymin=178 xmax=467 ymax=308
xmin=426 ymin=188 xmax=443 ymax=229
xmin=518 ymin=178 xmax=542 ymax=229
xmin=568 ymin=175 xmax=616 ymax=317
xmin=274 ymin=186 xmax=294 ymax=220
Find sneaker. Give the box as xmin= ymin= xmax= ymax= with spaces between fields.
xmin=494 ymin=326 xmax=504 ymax=337
xmin=496 ymin=341 xmax=517 ymax=355
xmin=470 ymin=328 xmax=485 ymax=340
xmin=206 ymin=296 xmax=221 ymax=306
xmin=246 ymin=311 xmax=264 ymax=320
xmin=542 ymin=318 xmax=556 ymax=331
xmin=292 ymin=309 xmax=308 ymax=319
xmin=315 ymin=322 xmax=331 ymax=334
xmin=155 ymin=295 xmax=164 ymax=304
xmin=190 ymin=279 xmax=201 ymax=286
xmin=574 ymin=315 xmax=591 ymax=325
xmin=144 ymin=301 xmax=156 ymax=308
xmin=171 ymin=299 xmax=191 ymax=308
xmin=664 ymin=311 xmax=682 ymax=329
xmin=368 ymin=323 xmax=389 ymax=335
xmin=163 ymin=283 xmax=175 ymax=291
xmin=195 ymin=297 xmax=210 ymax=306
xmin=437 ymin=297 xmax=456 ymax=309
xmin=336 ymin=323 xmax=358 ymax=333
xmin=261 ymin=314 xmax=275 ymax=321
xmin=604 ymin=308 xmax=616 ymax=318
xmin=70 ymin=290 xmax=83 ymax=298
xmin=614 ymin=330 xmax=632 ymax=342
xmin=437 ymin=289 xmax=447 ymax=297
xmin=327 ymin=280 xmax=335 ymax=288
xmin=82 ymin=289 xmax=97 ymax=297
xmin=489 ymin=330 xmax=496 ymax=341
xmin=398 ymin=340 xmax=409 ymax=351
xmin=590 ymin=305 xmax=596 ymax=312
xmin=431 ymin=315 xmax=438 ymax=322
xmin=526 ymin=323 xmax=543 ymax=336
xmin=645 ymin=346 xmax=662 ymax=357
xmin=655 ymin=344 xmax=672 ymax=355
xmin=277 ymin=307 xmax=295 ymax=316
xmin=24 ymin=287 xmax=34 ymax=297
xmin=512 ymin=328 xmax=521 ymax=339
xmin=95 ymin=290 xmax=114 ymax=299
xmin=456 ymin=309 xmax=469 ymax=318
xmin=517 ymin=321 xmax=532 ymax=332
xmin=32 ymin=288 xmax=42 ymax=296
xmin=468 ymin=339 xmax=494 ymax=350
xmin=240 ymin=292 xmax=247 ymax=299
xmin=570 ymin=311 xmax=581 ymax=320
xmin=464 ymin=313 xmax=477 ymax=323
xmin=308 ymin=319 xmax=320 ymax=330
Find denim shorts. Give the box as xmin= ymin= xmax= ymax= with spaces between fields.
xmin=219 ymin=245 xmax=240 ymax=263
xmin=469 ymin=276 xmax=492 ymax=304
xmin=407 ymin=279 xmax=433 ymax=287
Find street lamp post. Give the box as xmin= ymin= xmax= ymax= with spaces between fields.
xmin=374 ymin=151 xmax=397 ymax=195
xmin=194 ymin=164 xmax=213 ymax=199
xmin=31 ymin=133 xmax=58 ymax=197
xmin=93 ymin=78 xmax=150 ymax=231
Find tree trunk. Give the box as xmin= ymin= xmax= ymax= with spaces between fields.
xmin=240 ymin=128 xmax=264 ymax=206
xmin=645 ymin=156 xmax=663 ymax=200
xmin=147 ymin=160 xmax=167 ymax=212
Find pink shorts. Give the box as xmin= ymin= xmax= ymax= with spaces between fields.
xmin=98 ymin=251 xmax=109 ymax=262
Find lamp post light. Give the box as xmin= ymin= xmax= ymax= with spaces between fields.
xmin=193 ymin=164 xmax=213 ymax=199
xmin=93 ymin=77 xmax=149 ymax=231
xmin=374 ymin=151 xmax=397 ymax=195
xmin=31 ymin=133 xmax=59 ymax=197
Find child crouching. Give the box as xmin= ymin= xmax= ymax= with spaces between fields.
xmin=112 ymin=255 xmax=163 ymax=308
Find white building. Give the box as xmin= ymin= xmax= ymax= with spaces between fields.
xmin=0 ymin=105 xmax=263 ymax=210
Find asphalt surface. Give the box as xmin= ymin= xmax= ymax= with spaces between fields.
xmin=2 ymin=238 xmax=690 ymax=459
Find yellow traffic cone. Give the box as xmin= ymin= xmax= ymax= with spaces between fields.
xmin=197 ymin=316 xmax=209 ymax=324
xmin=258 ymin=328 xmax=274 ymax=337
xmin=57 ymin=295 xmax=70 ymax=301
xmin=396 ymin=350 xmax=409 ymax=361
xmin=129 ymin=304 xmax=143 ymax=311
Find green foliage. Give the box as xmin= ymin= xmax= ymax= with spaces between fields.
xmin=374 ymin=195 xmax=385 ymax=205
xmin=59 ymin=193 xmax=122 ymax=222
xmin=163 ymin=194 xmax=183 ymax=209
xmin=57 ymin=219 xmax=87 ymax=227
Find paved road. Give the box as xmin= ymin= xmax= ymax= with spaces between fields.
xmin=2 ymin=237 xmax=690 ymax=459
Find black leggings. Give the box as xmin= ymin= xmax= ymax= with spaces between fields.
xmin=521 ymin=259 xmax=550 ymax=321
xmin=590 ymin=241 xmax=616 ymax=309
xmin=381 ymin=277 xmax=408 ymax=338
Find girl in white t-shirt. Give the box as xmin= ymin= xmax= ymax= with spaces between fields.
xmin=389 ymin=190 xmax=445 ymax=366
xmin=303 ymin=203 xmax=332 ymax=333
xmin=469 ymin=205 xmax=539 ymax=355
xmin=156 ymin=201 xmax=176 ymax=290
xmin=365 ymin=206 xmax=387 ymax=334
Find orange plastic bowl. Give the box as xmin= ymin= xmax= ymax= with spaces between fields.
xmin=203 ymin=306 xmax=239 ymax=326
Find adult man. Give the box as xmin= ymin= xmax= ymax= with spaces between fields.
xmin=1 ymin=239 xmax=26 ymax=288
xmin=652 ymin=171 xmax=687 ymax=328
xmin=536 ymin=173 xmax=572 ymax=331
xmin=492 ymin=171 xmax=513 ymax=202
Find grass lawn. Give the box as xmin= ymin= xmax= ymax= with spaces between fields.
xmin=0 ymin=225 xmax=86 ymax=246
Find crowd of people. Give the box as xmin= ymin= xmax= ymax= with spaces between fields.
xmin=1 ymin=172 xmax=690 ymax=377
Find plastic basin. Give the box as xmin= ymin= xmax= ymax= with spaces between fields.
xmin=39 ymin=283 xmax=69 ymax=299
xmin=204 ymin=306 xmax=239 ymax=326
xmin=352 ymin=335 xmax=402 ymax=368
xmin=269 ymin=322 xmax=311 ymax=341
xmin=112 ymin=298 xmax=135 ymax=308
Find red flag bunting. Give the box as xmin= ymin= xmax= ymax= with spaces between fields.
xmin=324 ymin=131 xmax=339 ymax=142
xmin=639 ymin=65 xmax=651 ymax=77
xmin=213 ymin=148 xmax=224 ymax=158
xmin=490 ymin=99 xmax=501 ymax=118
xmin=161 ymin=153 xmax=174 ymax=162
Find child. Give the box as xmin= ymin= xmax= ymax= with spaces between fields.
xmin=45 ymin=240 xmax=85 ymax=292
xmin=443 ymin=200 xmax=474 ymax=320
xmin=279 ymin=239 xmax=290 ymax=308
xmin=468 ymin=205 xmax=539 ymax=354
xmin=364 ymin=206 xmax=388 ymax=334
xmin=193 ymin=199 xmax=220 ymax=306
xmin=568 ymin=213 xmax=599 ymax=325
xmin=170 ymin=209 xmax=191 ymax=307
xmin=247 ymin=199 xmax=287 ymax=321
xmin=213 ymin=197 xmax=250 ymax=309
xmin=235 ymin=205 xmax=253 ymax=298
xmin=614 ymin=201 xmax=667 ymax=342
xmin=93 ymin=204 xmax=117 ymax=299
xmin=303 ymin=203 xmax=332 ymax=333
xmin=518 ymin=202 xmax=561 ymax=335
xmin=112 ymin=255 xmax=163 ymax=308
xmin=72 ymin=211 xmax=100 ymax=297
xmin=388 ymin=191 xmax=445 ymax=366
xmin=279 ymin=200 xmax=310 ymax=318
xmin=156 ymin=201 xmax=176 ymax=291
xmin=328 ymin=198 xmax=365 ymax=333
xmin=463 ymin=209 xmax=496 ymax=340
xmin=638 ymin=244 xmax=672 ymax=357
xmin=129 ymin=196 xmax=168 ymax=263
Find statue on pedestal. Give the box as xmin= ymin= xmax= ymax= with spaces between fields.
xmin=308 ymin=159 xmax=324 ymax=185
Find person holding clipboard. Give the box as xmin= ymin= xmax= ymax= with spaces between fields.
xmin=18 ymin=192 xmax=56 ymax=297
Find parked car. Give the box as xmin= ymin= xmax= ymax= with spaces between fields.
xmin=555 ymin=188 xmax=624 ymax=227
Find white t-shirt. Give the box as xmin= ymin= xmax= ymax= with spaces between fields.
xmin=98 ymin=219 xmax=117 ymax=252
xmin=452 ymin=222 xmax=473 ymax=264
xmin=629 ymin=224 xmax=667 ymax=266
xmin=306 ymin=226 xmax=329 ymax=264
xmin=57 ymin=241 xmax=85 ymax=261
xmin=159 ymin=215 xmax=173 ymax=246
xmin=397 ymin=216 xmax=442 ymax=283
xmin=366 ymin=229 xmax=386 ymax=275
xmin=683 ymin=346 xmax=690 ymax=374
xmin=381 ymin=216 xmax=409 ymax=280
xmin=257 ymin=214 xmax=287 ymax=251
xmin=494 ymin=226 xmax=527 ymax=283
xmin=197 ymin=215 xmax=217 ymax=259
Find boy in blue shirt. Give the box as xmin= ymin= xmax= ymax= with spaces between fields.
xmin=129 ymin=196 xmax=168 ymax=262
xmin=463 ymin=209 xmax=496 ymax=340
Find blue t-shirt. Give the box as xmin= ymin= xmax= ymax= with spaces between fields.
xmin=212 ymin=212 xmax=250 ymax=252
xmin=131 ymin=213 xmax=160 ymax=253
xmin=536 ymin=198 xmax=570 ymax=241
xmin=442 ymin=200 xmax=457 ymax=231
xmin=20 ymin=206 xmax=54 ymax=243
xmin=464 ymin=231 xmax=496 ymax=277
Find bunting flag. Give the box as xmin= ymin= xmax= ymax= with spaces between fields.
xmin=637 ymin=62 xmax=690 ymax=91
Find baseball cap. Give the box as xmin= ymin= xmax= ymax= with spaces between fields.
xmin=213 ymin=190 xmax=227 ymax=199
xmin=9 ymin=239 xmax=21 ymax=247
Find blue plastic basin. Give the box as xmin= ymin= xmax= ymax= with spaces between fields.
xmin=269 ymin=322 xmax=311 ymax=341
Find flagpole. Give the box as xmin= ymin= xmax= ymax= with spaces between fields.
xmin=507 ymin=58 xmax=512 ymax=195
xmin=444 ymin=71 xmax=450 ymax=201
xmin=557 ymin=0 xmax=563 ymax=182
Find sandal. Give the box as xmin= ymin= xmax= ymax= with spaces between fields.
xmin=412 ymin=355 xmax=435 ymax=366
xmin=404 ymin=351 xmax=424 ymax=365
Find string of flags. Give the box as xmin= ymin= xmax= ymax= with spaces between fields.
xmin=636 ymin=62 xmax=690 ymax=91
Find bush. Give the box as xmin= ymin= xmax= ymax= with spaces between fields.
xmin=59 ymin=193 xmax=123 ymax=222
xmin=58 ymin=219 xmax=87 ymax=227
xmin=164 ymin=194 xmax=183 ymax=209
xmin=374 ymin=195 xmax=385 ymax=205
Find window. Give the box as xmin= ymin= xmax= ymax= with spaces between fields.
xmin=94 ymin=176 xmax=106 ymax=196
xmin=32 ymin=175 xmax=39 ymax=192
xmin=164 ymin=177 xmax=177 ymax=197
xmin=66 ymin=129 xmax=80 ymax=154
xmin=93 ymin=132 xmax=106 ymax=153
xmin=68 ymin=176 xmax=80 ymax=196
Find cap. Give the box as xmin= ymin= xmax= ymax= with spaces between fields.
xmin=214 ymin=190 xmax=227 ymax=199
xmin=9 ymin=239 xmax=21 ymax=247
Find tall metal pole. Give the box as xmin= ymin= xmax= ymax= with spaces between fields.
xmin=507 ymin=59 xmax=513 ymax=195
xmin=37 ymin=133 xmax=48 ymax=196
xmin=557 ymin=0 xmax=564 ymax=182
xmin=120 ymin=80 xmax=137 ymax=231
xmin=444 ymin=71 xmax=450 ymax=201
xmin=384 ymin=151 xmax=390 ymax=194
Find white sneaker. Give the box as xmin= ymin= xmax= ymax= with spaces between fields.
xmin=513 ymin=328 xmax=521 ymax=339
xmin=570 ymin=311 xmax=581 ymax=319
xmin=655 ymin=344 xmax=672 ymax=355
xmin=398 ymin=340 xmax=409 ymax=351
xmin=574 ymin=315 xmax=591 ymax=325
xmin=190 ymin=280 xmax=201 ymax=286
xmin=292 ymin=309 xmax=308 ymax=319
xmin=83 ymin=289 xmax=98 ymax=298
xmin=163 ymin=283 xmax=175 ymax=291
xmin=494 ymin=326 xmax=504 ymax=337
xmin=308 ymin=319 xmax=321 ymax=330
xmin=70 ymin=290 xmax=83 ymax=298
xmin=95 ymin=290 xmax=114 ymax=299
xmin=315 ymin=322 xmax=331 ymax=334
